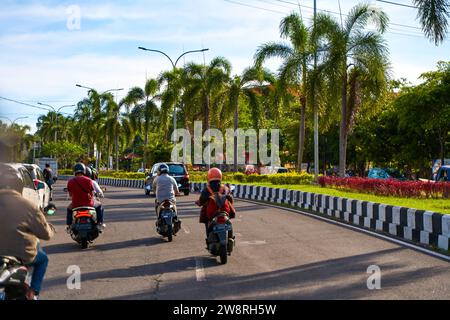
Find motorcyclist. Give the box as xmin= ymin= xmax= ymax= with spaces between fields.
xmin=152 ymin=163 xmax=180 ymax=219
xmin=196 ymin=168 xmax=236 ymax=238
xmin=0 ymin=163 xmax=55 ymax=300
xmin=84 ymin=166 xmax=105 ymax=229
xmin=43 ymin=163 xmax=54 ymax=200
xmin=66 ymin=163 xmax=104 ymax=230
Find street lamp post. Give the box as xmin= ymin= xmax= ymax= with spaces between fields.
xmin=138 ymin=46 xmax=209 ymax=155
xmin=76 ymin=85 xmax=124 ymax=171
xmin=0 ymin=116 xmax=29 ymax=162
xmin=37 ymin=103 xmax=75 ymax=142
xmin=0 ymin=116 xmax=29 ymax=125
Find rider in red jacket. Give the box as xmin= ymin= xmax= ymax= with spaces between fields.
xmin=196 ymin=168 xmax=235 ymax=236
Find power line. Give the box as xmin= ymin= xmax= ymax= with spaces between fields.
xmin=376 ymin=0 xmax=417 ymax=9
xmin=0 ymin=96 xmax=74 ymax=115
xmin=273 ymin=0 xmax=422 ymax=30
xmin=224 ymin=0 xmax=286 ymax=14
xmin=225 ymin=0 xmax=425 ymax=38
xmin=0 ymin=96 xmax=51 ymax=111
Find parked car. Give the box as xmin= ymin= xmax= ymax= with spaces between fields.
xmin=0 ymin=163 xmax=42 ymax=208
xmin=23 ymin=163 xmax=51 ymax=208
xmin=259 ymin=166 xmax=288 ymax=174
xmin=435 ymin=165 xmax=450 ymax=182
xmin=145 ymin=162 xmax=190 ymax=196
xmin=368 ymin=167 xmax=406 ymax=180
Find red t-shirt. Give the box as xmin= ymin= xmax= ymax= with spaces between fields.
xmin=67 ymin=176 xmax=94 ymax=208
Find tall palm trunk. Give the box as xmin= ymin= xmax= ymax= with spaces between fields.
xmin=203 ymin=95 xmax=210 ymax=167
xmin=339 ymin=70 xmax=348 ymax=177
xmin=115 ymin=126 xmax=119 ymax=171
xmin=233 ymin=101 xmax=238 ymax=172
xmin=297 ymin=95 xmax=306 ymax=172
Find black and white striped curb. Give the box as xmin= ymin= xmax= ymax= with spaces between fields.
xmin=59 ymin=176 xmax=450 ymax=252
xmin=59 ymin=176 xmax=146 ymax=189
xmin=191 ymin=182 xmax=450 ymax=252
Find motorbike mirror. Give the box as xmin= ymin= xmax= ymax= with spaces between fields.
xmin=44 ymin=203 xmax=57 ymax=216
xmin=63 ymin=187 xmax=68 ymax=192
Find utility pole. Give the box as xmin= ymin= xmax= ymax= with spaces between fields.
xmin=313 ymin=0 xmax=319 ymax=181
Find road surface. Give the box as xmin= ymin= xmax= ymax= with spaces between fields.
xmin=41 ymin=181 xmax=450 ymax=299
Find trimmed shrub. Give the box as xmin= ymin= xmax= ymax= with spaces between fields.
xmin=318 ymin=176 xmax=450 ymax=199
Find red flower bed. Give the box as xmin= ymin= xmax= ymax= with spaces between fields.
xmin=318 ymin=176 xmax=450 ymax=199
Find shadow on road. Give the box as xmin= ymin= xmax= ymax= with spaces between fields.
xmin=43 ymin=237 xmax=162 ymax=254
xmin=106 ymin=247 xmax=450 ymax=300
xmin=43 ymin=256 xmax=217 ymax=290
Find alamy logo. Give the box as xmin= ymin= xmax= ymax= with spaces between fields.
xmin=171 ymin=121 xmax=280 ymax=166
xmin=366 ymin=265 xmax=381 ymax=290
xmin=66 ymin=5 xmax=81 ymax=30
xmin=67 ymin=265 xmax=81 ymax=290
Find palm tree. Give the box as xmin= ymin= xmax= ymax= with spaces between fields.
xmin=123 ymin=79 xmax=159 ymax=168
xmin=413 ymin=0 xmax=449 ymax=45
xmin=319 ymin=4 xmax=390 ymax=177
xmin=73 ymin=89 xmax=105 ymax=159
xmin=255 ymin=13 xmax=314 ymax=172
xmin=183 ymin=57 xmax=232 ymax=134
xmin=227 ymin=67 xmax=275 ymax=171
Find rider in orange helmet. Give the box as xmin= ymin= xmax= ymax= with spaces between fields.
xmin=196 ymin=168 xmax=236 ymax=237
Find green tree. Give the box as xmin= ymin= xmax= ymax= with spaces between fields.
xmin=413 ymin=0 xmax=450 ymax=45
xmin=319 ymin=3 xmax=390 ymax=177
xmin=255 ymin=13 xmax=314 ymax=172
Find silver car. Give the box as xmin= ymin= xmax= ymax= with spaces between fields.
xmin=23 ymin=163 xmax=51 ymax=209
xmin=1 ymin=163 xmax=42 ymax=208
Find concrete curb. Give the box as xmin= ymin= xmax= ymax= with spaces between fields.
xmin=190 ymin=182 xmax=450 ymax=252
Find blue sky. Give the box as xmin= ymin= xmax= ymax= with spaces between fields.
xmin=0 ymin=0 xmax=449 ymax=133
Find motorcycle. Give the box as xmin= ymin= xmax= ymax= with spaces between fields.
xmin=155 ymin=200 xmax=181 ymax=242
xmin=0 ymin=256 xmax=30 ymax=300
xmin=64 ymin=187 xmax=104 ymax=249
xmin=69 ymin=206 xmax=100 ymax=249
xmin=0 ymin=204 xmax=56 ymax=300
xmin=207 ymin=212 xmax=235 ymax=264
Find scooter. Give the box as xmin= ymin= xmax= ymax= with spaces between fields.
xmin=0 ymin=204 xmax=56 ymax=300
xmin=207 ymin=212 xmax=235 ymax=264
xmin=64 ymin=188 xmax=103 ymax=249
xmin=155 ymin=200 xmax=181 ymax=242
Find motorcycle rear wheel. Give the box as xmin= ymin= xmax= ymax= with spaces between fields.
xmin=81 ymin=239 xmax=88 ymax=249
xmin=219 ymin=244 xmax=228 ymax=264
xmin=167 ymin=225 xmax=173 ymax=242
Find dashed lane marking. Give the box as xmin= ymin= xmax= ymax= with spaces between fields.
xmin=195 ymin=258 xmax=206 ymax=282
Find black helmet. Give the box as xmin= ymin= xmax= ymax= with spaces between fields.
xmin=84 ymin=166 xmax=92 ymax=179
xmin=158 ymin=163 xmax=169 ymax=175
xmin=73 ymin=163 xmax=86 ymax=175
xmin=0 ymin=164 xmax=23 ymax=194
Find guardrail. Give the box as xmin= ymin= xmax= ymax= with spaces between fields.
xmin=59 ymin=176 xmax=450 ymax=252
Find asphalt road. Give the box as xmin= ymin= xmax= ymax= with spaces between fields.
xmin=41 ymin=181 xmax=450 ymax=300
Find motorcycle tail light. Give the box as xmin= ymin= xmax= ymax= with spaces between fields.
xmin=216 ymin=216 xmax=227 ymax=224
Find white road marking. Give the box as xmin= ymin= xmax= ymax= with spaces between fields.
xmin=182 ymin=226 xmax=190 ymax=234
xmin=195 ymin=258 xmax=206 ymax=282
xmin=239 ymin=198 xmax=450 ymax=262
xmin=240 ymin=240 xmax=266 ymax=245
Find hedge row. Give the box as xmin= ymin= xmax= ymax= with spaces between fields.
xmin=318 ymin=176 xmax=450 ymax=199
xmin=190 ymin=172 xmax=315 ymax=185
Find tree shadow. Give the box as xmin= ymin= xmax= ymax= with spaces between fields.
xmin=43 ymin=255 xmax=217 ymax=290
xmin=107 ymin=247 xmax=450 ymax=300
